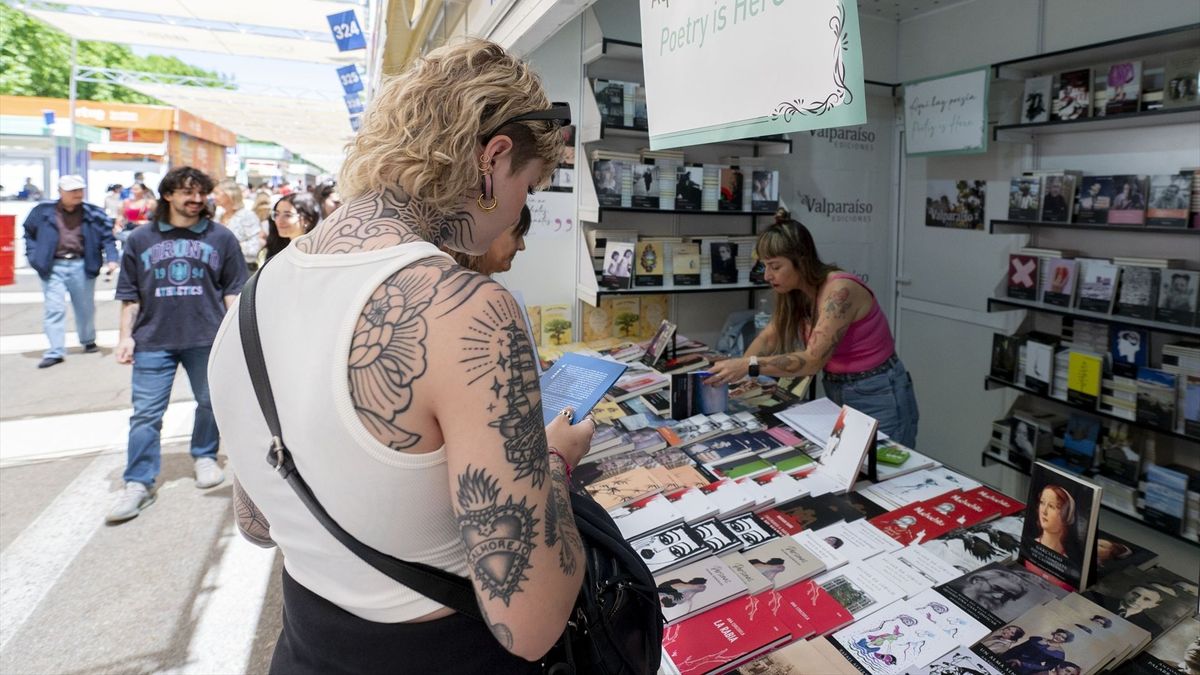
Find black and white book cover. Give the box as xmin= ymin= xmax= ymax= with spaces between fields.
xmin=1021 ymin=75 xmax=1052 ymax=123
xmin=1146 ymin=174 xmax=1191 ymax=227
xmin=631 ymin=163 xmax=660 ymax=209
xmin=599 ymin=241 xmax=634 ymax=290
xmin=724 ymin=512 xmax=780 ymax=550
xmin=1116 ymin=266 xmax=1160 ymax=320
xmin=593 ymin=79 xmax=625 ymax=127
xmin=1082 ymin=565 xmax=1200 ymax=639
xmin=1017 ymin=461 xmax=1102 ymax=591
xmin=1108 ymin=175 xmax=1147 ymax=225
xmin=674 ymin=165 xmax=703 ymax=211
xmin=1038 ymin=174 xmax=1076 ymax=223
xmin=1052 ymin=68 xmax=1091 ymax=121
xmin=1076 ymin=175 xmax=1113 ymax=223
xmin=1076 ymin=259 xmax=1119 ymax=313
xmin=1136 ymin=367 xmax=1177 ymax=431
xmin=1163 ymin=51 xmax=1200 ymax=109
xmin=990 ymin=333 xmax=1021 ymax=383
xmin=592 ymin=159 xmax=623 ymax=207
xmin=718 ymin=168 xmax=744 ymax=212
xmin=691 ymin=517 xmax=744 ymax=556
xmin=709 ymin=241 xmax=739 ymax=284
xmin=1023 ymin=339 xmax=1055 ymax=395
xmin=629 ymin=523 xmax=709 ymax=574
xmin=935 ymin=561 xmax=1069 ymax=628
xmin=1007 ymin=177 xmax=1041 ymax=221
xmin=751 ymin=170 xmax=780 ymax=212
xmin=1156 ymin=269 xmax=1199 ymax=326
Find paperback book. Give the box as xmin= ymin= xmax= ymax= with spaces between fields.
xmin=1066 ymin=351 xmax=1103 ymax=408
xmin=1076 ymin=176 xmax=1113 ymax=223
xmin=831 ymin=596 xmax=965 ymax=675
xmin=633 ymin=241 xmax=665 ymax=287
xmin=718 ymin=168 xmax=744 ymax=211
xmin=1052 ymin=68 xmax=1091 ymax=121
xmin=920 ymin=515 xmax=1025 ymax=574
xmin=1105 ymin=60 xmax=1143 ymax=115
xmin=1108 ymin=175 xmax=1148 ymax=225
xmin=654 ymin=556 xmax=747 ymax=624
xmin=709 ymin=242 xmax=739 ymax=284
xmin=1040 ymin=258 xmax=1078 ymax=307
xmin=671 ymin=242 xmax=701 ymax=286
xmin=1039 ymin=174 xmax=1076 ymax=222
xmin=1062 ymin=413 xmax=1101 ymax=472
xmin=661 ymin=594 xmax=791 ymax=675
xmin=1115 ymin=266 xmax=1160 ymax=319
xmin=629 ymin=523 xmax=709 ymax=574
xmin=1076 ymin=259 xmax=1119 ymax=313
xmin=592 ymin=158 xmax=624 ymax=207
xmin=1136 ymin=367 xmax=1177 ymax=430
xmin=675 ymin=166 xmax=704 ymax=211
xmin=1007 ymin=177 xmax=1041 ymax=220
xmin=1142 ymin=464 xmax=1189 ymax=534
xmin=1021 ymin=75 xmax=1052 ymax=124
xmin=1082 ymin=565 xmax=1199 ymax=639
xmin=1146 ymin=174 xmax=1191 ymax=227
xmin=743 ymin=537 xmax=826 ymax=590
xmin=991 ymin=334 xmax=1022 ymax=383
xmin=600 ymin=240 xmax=634 ymax=290
xmin=1007 ymin=254 xmax=1039 ymax=300
xmin=641 ymin=319 xmax=677 ymax=368
xmin=631 ymin=163 xmax=660 ymax=209
xmin=750 ymin=170 xmax=780 ymax=212
xmin=539 ymin=352 xmax=628 ymax=425
xmin=1018 ymin=461 xmax=1102 ymax=591
xmin=816 ymin=562 xmax=905 ymax=620
xmin=1024 ymin=338 xmax=1056 ymax=396
xmin=1157 ymin=269 xmax=1199 ymax=326
xmin=937 ymin=561 xmax=1069 ymax=628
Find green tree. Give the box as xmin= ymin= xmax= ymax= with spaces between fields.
xmin=614 ymin=312 xmax=638 ymax=337
xmin=0 ymin=4 xmax=227 ymax=104
xmin=545 ymin=319 xmax=572 ymax=346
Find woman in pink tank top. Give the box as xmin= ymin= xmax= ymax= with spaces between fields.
xmin=705 ymin=210 xmax=919 ymax=447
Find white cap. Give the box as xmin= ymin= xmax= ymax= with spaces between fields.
xmin=58 ymin=175 xmax=86 ymax=191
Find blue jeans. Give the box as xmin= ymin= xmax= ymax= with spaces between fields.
xmin=40 ymin=259 xmax=96 ymax=359
xmin=823 ymin=358 xmax=920 ymax=448
xmin=125 ymin=347 xmax=218 ymax=487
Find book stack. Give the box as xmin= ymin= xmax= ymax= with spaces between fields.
xmin=641 ymin=149 xmax=685 ymax=207
xmin=590 ymin=150 xmax=639 ymax=208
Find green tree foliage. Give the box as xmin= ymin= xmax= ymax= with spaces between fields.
xmin=0 ymin=4 xmax=226 ymax=104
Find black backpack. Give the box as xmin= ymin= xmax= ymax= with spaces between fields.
xmin=237 ymin=269 xmax=663 ymax=675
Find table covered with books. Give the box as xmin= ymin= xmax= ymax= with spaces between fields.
xmin=539 ymin=333 xmax=1199 ymax=675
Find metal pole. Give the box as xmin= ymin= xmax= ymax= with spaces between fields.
xmin=68 ymin=38 xmax=78 ymax=174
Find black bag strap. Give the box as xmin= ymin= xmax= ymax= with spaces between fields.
xmin=237 ymin=268 xmax=482 ymax=621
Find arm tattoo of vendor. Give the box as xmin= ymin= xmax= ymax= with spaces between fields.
xmin=456 ymin=466 xmax=539 ymax=606
xmin=823 ymin=287 xmax=852 ymax=319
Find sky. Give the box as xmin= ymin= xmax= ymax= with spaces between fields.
xmin=129 ymin=45 xmax=352 ymax=102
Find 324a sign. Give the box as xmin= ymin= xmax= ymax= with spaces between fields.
xmin=327 ymin=10 xmax=366 ymax=51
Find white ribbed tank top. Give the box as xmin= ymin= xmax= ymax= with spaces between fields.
xmin=208 ymin=239 xmax=466 ymax=622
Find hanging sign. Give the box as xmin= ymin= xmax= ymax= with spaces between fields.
xmin=349 ymin=115 xmax=362 ymax=133
xmin=638 ymin=0 xmax=865 ymax=150
xmin=903 ymin=68 xmax=989 ymax=156
xmin=327 ymin=11 xmax=367 ymax=51
xmin=344 ymin=94 xmax=365 ymax=115
xmin=336 ymin=64 xmax=364 ymax=95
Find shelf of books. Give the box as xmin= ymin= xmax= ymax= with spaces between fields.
xmin=987 ymin=297 xmax=1200 ymax=338
xmin=978 ymin=451 xmax=1200 ymax=550
xmin=994 ymin=106 xmax=1200 ymax=141
xmin=989 ymin=218 xmax=1200 ymax=235
xmin=597 ymin=124 xmax=793 ymax=154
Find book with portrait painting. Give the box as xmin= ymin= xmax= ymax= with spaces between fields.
xmin=1156 ymin=269 xmax=1199 ymax=327
xmin=750 ymin=170 xmax=780 ymax=212
xmin=633 ymin=241 xmax=664 ymax=287
xmin=1017 ymin=461 xmax=1102 ymax=591
xmin=1146 ymin=174 xmax=1192 ymax=227
xmin=1037 ymin=173 xmax=1076 ymax=222
xmin=718 ymin=168 xmax=744 ymax=211
xmin=1075 ymin=175 xmax=1113 ymax=223
xmin=709 ymin=241 xmax=739 ymax=284
xmin=1107 ymin=175 xmax=1147 ymax=225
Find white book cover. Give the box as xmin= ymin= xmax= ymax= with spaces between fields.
xmin=609 ymin=493 xmax=685 ymax=541
xmin=654 ymin=556 xmax=747 ymax=624
xmin=1021 ymin=75 xmax=1053 ymax=123
xmin=860 ymin=551 xmax=937 ymax=599
xmin=698 ymin=478 xmax=756 ymax=517
xmin=745 ymin=537 xmax=826 ymax=590
xmin=812 ymin=520 xmax=898 ymax=564
xmin=910 ymin=650 xmax=1001 ymax=675
xmin=752 ymin=471 xmax=810 ymax=504
xmin=920 ymin=515 xmax=1025 ymax=574
xmin=812 ymin=406 xmax=879 ymax=495
xmin=907 ymin=588 xmax=990 ymax=646
xmin=833 ymin=597 xmax=963 ymax=674
xmin=871 ymin=467 xmax=980 ymax=508
xmin=774 ymin=397 xmax=843 ymax=447
xmin=662 ymin=487 xmax=720 ymax=524
xmin=719 ymin=550 xmax=773 ymax=595
xmin=629 ymin=524 xmax=709 ymax=574
xmin=887 ymin=545 xmax=966 ymax=587
xmin=733 ymin=476 xmax=776 ymax=510
xmin=793 ymin=530 xmax=848 ymax=573
xmin=816 ymin=562 xmax=905 ymax=620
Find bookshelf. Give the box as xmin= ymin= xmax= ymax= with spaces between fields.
xmin=597 ymin=207 xmax=775 ymax=222
xmin=993 ymin=106 xmax=1200 ymax=142
xmin=991 ymin=24 xmax=1200 ymax=79
xmin=989 ymin=219 xmax=1200 ymax=236
xmin=979 ymin=451 xmax=1200 ymax=550
xmin=983 ymin=376 xmax=1199 ymax=444
xmin=593 ymin=279 xmax=770 ymax=299
xmin=986 ymin=296 xmax=1200 ymax=338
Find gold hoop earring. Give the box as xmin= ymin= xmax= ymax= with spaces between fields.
xmin=477 ymin=193 xmax=499 ymax=211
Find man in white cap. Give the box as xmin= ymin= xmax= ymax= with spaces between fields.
xmin=22 ymin=174 xmax=119 ymax=368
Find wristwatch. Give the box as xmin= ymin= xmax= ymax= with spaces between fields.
xmin=747 ymin=356 xmax=760 ymax=378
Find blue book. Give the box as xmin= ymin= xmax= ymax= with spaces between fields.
xmin=1143 ymin=465 xmax=1189 ymax=534
xmin=1109 ymin=326 xmax=1148 ymax=378
xmin=539 ymin=353 xmax=627 ymax=425
xmin=1062 ymin=413 xmax=1101 ymax=470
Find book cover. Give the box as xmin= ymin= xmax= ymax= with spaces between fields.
xmin=539 ymin=303 xmax=572 ymax=346
xmin=1066 ymin=351 xmax=1102 ymax=408
xmin=990 ymin=333 xmax=1021 ymax=382
xmin=937 ymin=561 xmax=1069 ymax=629
xmin=671 ymin=242 xmax=701 ymax=286
xmin=1021 ymin=75 xmax=1052 ymax=124
xmin=592 ymin=158 xmax=623 ymax=207
xmin=593 ymin=79 xmax=625 ymax=126
xmin=920 ymin=516 xmax=1025 ymax=574
xmin=814 ymin=406 xmax=879 ymax=495
xmin=633 ymin=84 xmax=648 ymax=129
xmin=724 ymin=512 xmax=782 ymax=550
xmin=1157 ymin=269 xmax=1199 ymax=326
xmin=709 ymin=242 xmax=739 ymax=285
xmin=632 ymin=241 xmax=665 ymax=287
xmin=1136 ymin=367 xmax=1178 ymax=430
xmin=1040 ymin=258 xmax=1077 ymax=307
xmin=664 ymin=487 xmax=720 ymax=524
xmin=674 ymin=166 xmax=703 ymax=211
xmin=1052 ymin=68 xmax=1091 ymax=121
xmin=1116 ymin=266 xmax=1160 ymax=319
xmin=720 ymin=551 xmax=773 ymax=596
xmin=1185 ymin=373 xmax=1200 ymax=438
xmin=910 ymin=649 xmax=1003 ymax=675
xmin=886 ymin=545 xmax=966 ymax=589
xmin=1094 ymin=530 xmax=1159 ymax=580
xmin=580 ymin=298 xmax=612 ymax=343
xmin=965 ymin=487 xmax=1026 ymax=517
xmin=1007 ymin=254 xmax=1040 ymax=301
xmin=816 ymin=519 xmax=902 ymax=562
xmin=661 ymin=594 xmax=791 ymax=675
xmin=629 ymin=523 xmax=709 ymax=574
xmin=636 ymin=293 xmax=670 ymax=338
xmin=1163 ymin=51 xmax=1200 ymax=109
xmin=1007 ymin=177 xmax=1041 ymax=221
xmin=1076 ymin=176 xmax=1113 ymax=223
xmin=742 ymin=538 xmax=826 ymax=590
xmin=698 ymin=479 xmax=757 ymax=518
xmin=610 ymin=493 xmax=685 ymax=541
xmin=1108 ymin=175 xmax=1148 ymax=225
xmin=583 ymin=466 xmax=665 ymax=510
xmin=609 ymin=297 xmax=641 ymax=338
xmin=748 ymin=249 xmax=766 ymax=285
xmin=1143 ymin=615 xmax=1199 ymax=671
xmin=631 ymin=163 xmax=660 ymax=209
xmin=1105 ymin=61 xmax=1142 ymax=115
xmin=817 ymin=562 xmax=904 ymax=620
xmin=1143 ymin=464 xmax=1188 ymax=534
xmin=831 ymin=597 xmax=966 ymax=675
xmin=750 ymin=170 xmax=780 ymax=212
xmin=641 ymin=319 xmax=677 ymax=368
xmin=539 ymin=352 xmax=628 ymax=425
xmin=1076 ymin=259 xmax=1119 ymax=313
xmin=1146 ymin=174 xmax=1191 ymax=227
xmin=1082 ymin=565 xmax=1200 ymax=639
xmin=970 ymin=602 xmax=1104 ymax=675
xmin=692 ymin=517 xmax=745 ymax=556
xmin=1024 ymin=339 xmax=1055 ymax=395
xmin=925 ymin=179 xmax=986 ymax=230
xmin=1062 ymin=413 xmax=1101 ymax=472
xmin=775 ymin=579 xmax=855 ymax=637
xmin=868 ymin=497 xmax=967 ymax=547
xmin=600 ymin=241 xmax=635 ymax=290
xmin=718 ymin=168 xmax=744 ymax=212
xmin=1018 ymin=462 xmax=1103 ymax=591
xmin=655 ymin=556 xmax=748 ymax=624
xmin=1039 ymin=174 xmax=1076 ymax=222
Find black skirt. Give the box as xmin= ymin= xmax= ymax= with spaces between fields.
xmin=271 ymin=568 xmax=542 ymax=674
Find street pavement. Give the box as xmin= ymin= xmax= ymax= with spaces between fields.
xmin=0 ymin=269 xmax=284 ymax=675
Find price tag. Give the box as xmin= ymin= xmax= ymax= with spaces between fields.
xmin=336 ymin=64 xmax=363 ymax=95
xmin=327 ymin=10 xmax=366 ymax=52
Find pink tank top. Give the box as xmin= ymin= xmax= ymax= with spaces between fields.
xmin=817 ymin=272 xmax=895 ymax=375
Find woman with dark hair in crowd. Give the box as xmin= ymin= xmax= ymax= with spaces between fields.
xmin=705 ymin=209 xmax=919 ymax=447
xmin=258 ymin=192 xmax=320 ymax=266
xmin=448 ymin=205 xmax=531 ymax=275
xmin=117 ymin=183 xmax=156 ymax=240
xmin=313 ymin=180 xmax=342 ymax=220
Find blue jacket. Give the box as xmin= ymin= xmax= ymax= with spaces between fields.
xmin=22 ymin=201 xmax=118 ymax=280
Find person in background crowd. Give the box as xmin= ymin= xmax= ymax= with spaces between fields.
xmin=704 ymin=209 xmax=920 ymax=447
xmin=252 ymin=191 xmax=272 ymax=226
xmin=22 ymin=175 xmax=119 ymax=369
xmin=104 ymin=184 xmax=124 ymax=219
xmin=119 ymin=172 xmax=145 ymax=200
xmin=259 ymin=192 xmax=319 ymax=265
xmin=209 ymin=39 xmax=587 ymax=672
xmin=313 ymin=180 xmax=342 ymax=220
xmin=213 ymin=179 xmax=265 ymax=269
xmin=277 ymin=180 xmax=293 ymax=196
xmin=117 ymin=183 xmax=156 ymax=240
xmin=108 ymin=166 xmax=247 ymax=523
xmin=19 ymin=177 xmax=44 ymax=201
xmin=448 ymin=205 xmax=531 ymax=275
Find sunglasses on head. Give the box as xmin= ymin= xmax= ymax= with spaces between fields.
xmin=486 ymin=102 xmax=572 ymax=139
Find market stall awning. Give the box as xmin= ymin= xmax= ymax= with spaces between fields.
xmin=15 ymin=0 xmax=365 ymax=64
xmin=127 ymin=83 xmax=351 ymax=173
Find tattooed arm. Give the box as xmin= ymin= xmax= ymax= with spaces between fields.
xmin=430 ymin=276 xmax=587 ymax=661
xmin=233 ymin=478 xmax=274 ymax=548
xmin=743 ymin=320 xmax=779 ymax=358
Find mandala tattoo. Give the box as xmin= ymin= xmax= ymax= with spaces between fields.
xmin=456 ymin=466 xmax=539 ymax=606
xmin=460 ymin=299 xmax=550 ymax=489
xmin=544 ymin=455 xmax=582 ymax=575
xmin=298 ymin=189 xmax=475 ymax=254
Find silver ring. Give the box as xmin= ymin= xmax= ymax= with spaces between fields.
xmin=560 ymin=409 xmax=572 ymax=418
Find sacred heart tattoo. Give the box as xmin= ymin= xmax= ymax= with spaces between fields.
xmin=457 ymin=466 xmax=539 ymax=606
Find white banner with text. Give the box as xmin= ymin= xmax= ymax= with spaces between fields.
xmin=903 ymin=69 xmax=989 ymax=156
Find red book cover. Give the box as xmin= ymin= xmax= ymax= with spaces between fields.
xmin=765 ymin=589 xmax=815 ymax=642
xmin=964 ymin=486 xmax=1024 ymax=517
xmin=775 ymin=579 xmax=853 ymax=637
xmin=868 ymin=500 xmax=932 ymax=546
xmin=869 ymin=495 xmax=966 ymax=545
xmin=943 ymin=490 xmax=1003 ymax=525
xmin=662 ymin=593 xmax=791 ymax=675
xmin=757 ymin=508 xmax=805 ymax=536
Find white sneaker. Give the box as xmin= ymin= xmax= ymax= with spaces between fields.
xmin=194 ymin=457 xmax=225 ymax=489
xmin=106 ymin=482 xmax=155 ymax=523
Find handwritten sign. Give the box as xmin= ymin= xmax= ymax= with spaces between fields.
xmin=525 ymin=190 xmax=575 ymax=239
xmin=639 ymin=0 xmax=866 ymax=149
xmin=904 ymin=69 xmax=989 ymax=156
